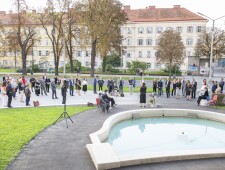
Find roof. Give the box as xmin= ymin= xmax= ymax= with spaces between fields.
xmin=123 ymin=5 xmax=207 ymax=22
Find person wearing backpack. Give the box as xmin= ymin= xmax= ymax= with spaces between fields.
xmin=6 ymin=81 xmax=13 ymax=108
xmin=219 ymin=78 xmax=224 ymax=93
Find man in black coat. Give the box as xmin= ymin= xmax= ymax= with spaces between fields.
xmin=45 ymin=77 xmax=51 ymax=93
xmin=6 ymin=81 xmax=13 ymax=108
xmin=157 ymin=78 xmax=163 ymax=96
xmin=165 ymin=78 xmax=171 ymax=98
xmin=191 ymin=79 xmax=197 ymax=99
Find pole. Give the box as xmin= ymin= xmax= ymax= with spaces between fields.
xmin=121 ymin=45 xmax=122 ymax=71
xmin=209 ymin=20 xmax=214 ymax=81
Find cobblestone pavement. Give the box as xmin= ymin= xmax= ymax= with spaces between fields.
xmin=5 ymin=92 xmax=225 ymax=170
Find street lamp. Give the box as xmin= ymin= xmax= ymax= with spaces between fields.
xmin=198 ymin=12 xmax=225 ymax=81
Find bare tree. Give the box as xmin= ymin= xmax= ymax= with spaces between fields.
xmin=11 ymin=0 xmax=37 ymax=75
xmin=38 ymin=0 xmax=67 ymax=75
xmin=155 ymin=30 xmax=185 ymax=78
xmin=195 ymin=29 xmax=225 ymax=63
xmin=78 ymin=0 xmax=127 ymax=77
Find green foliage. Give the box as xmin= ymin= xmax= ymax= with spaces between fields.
xmin=31 ymin=64 xmax=39 ymax=73
xmin=0 ymin=106 xmax=93 ymax=170
xmin=212 ymin=93 xmax=225 ymax=106
xmin=105 ymin=54 xmax=121 ymax=67
xmin=162 ymin=65 xmax=182 ymax=75
xmin=127 ymin=61 xmax=147 ymax=73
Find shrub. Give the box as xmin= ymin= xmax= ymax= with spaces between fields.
xmin=212 ymin=93 xmax=225 ymax=106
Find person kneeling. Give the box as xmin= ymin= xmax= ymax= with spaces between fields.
xmin=197 ymin=87 xmax=209 ymax=106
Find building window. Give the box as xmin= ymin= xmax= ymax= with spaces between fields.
xmin=85 ymin=51 xmax=89 ymax=57
xmin=187 ymin=51 xmax=192 ymax=56
xmin=38 ymin=40 xmax=41 ymax=45
xmin=137 ymin=39 xmax=143 ymax=46
xmin=85 ymin=62 xmax=90 ymax=66
xmin=77 ymin=51 xmax=81 ymax=57
xmin=196 ymin=26 xmax=202 ymax=33
xmin=46 ymin=39 xmax=48 ymax=45
xmin=3 ymin=51 xmax=7 ymax=56
xmin=38 ymin=50 xmax=42 ymax=56
xmin=147 ymin=51 xmax=151 ymax=58
xmin=147 ymin=27 xmax=153 ymax=34
xmin=147 ymin=63 xmax=151 ymax=69
xmin=127 ymin=28 xmax=132 ymax=34
xmin=176 ymin=26 xmax=182 ymax=33
xmin=187 ymin=26 xmax=193 ymax=33
xmin=46 ymin=50 xmax=49 ymax=56
xmin=127 ymin=38 xmax=132 ymax=46
xmin=156 ymin=39 xmax=159 ymax=45
xmin=10 ymin=51 xmax=13 ymax=56
xmin=138 ymin=51 xmax=142 ymax=58
xmin=138 ymin=27 xmax=144 ymax=34
xmin=155 ymin=63 xmax=161 ymax=68
xmin=127 ymin=52 xmax=131 ymax=58
xmin=166 ymin=27 xmax=173 ymax=30
xmin=186 ymin=39 xmax=193 ymax=45
xmin=146 ymin=39 xmax=152 ymax=46
xmin=31 ymin=50 xmax=34 ymax=56
xmin=156 ymin=27 xmax=163 ymax=34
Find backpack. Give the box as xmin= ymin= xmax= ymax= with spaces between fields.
xmin=121 ymin=93 xmax=124 ymax=97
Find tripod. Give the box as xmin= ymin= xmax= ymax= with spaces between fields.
xmin=53 ymin=102 xmax=73 ymax=128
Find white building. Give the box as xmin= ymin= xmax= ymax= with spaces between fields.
xmin=0 ymin=5 xmax=207 ymax=72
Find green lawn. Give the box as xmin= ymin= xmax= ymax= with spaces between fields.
xmin=0 ymin=106 xmax=93 ymax=170
xmin=0 ymin=68 xmax=16 ymax=73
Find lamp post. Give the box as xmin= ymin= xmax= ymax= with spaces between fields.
xmin=198 ymin=12 xmax=225 ymax=81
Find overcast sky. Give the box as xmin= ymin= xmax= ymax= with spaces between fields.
xmin=1 ymin=0 xmax=225 ymax=28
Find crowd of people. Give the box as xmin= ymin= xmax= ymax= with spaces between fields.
xmin=0 ymin=73 xmax=224 ymax=108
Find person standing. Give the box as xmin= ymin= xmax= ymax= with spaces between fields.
xmin=140 ymin=82 xmax=147 ymax=107
xmin=45 ymin=77 xmax=51 ymax=93
xmin=82 ymin=78 xmax=88 ymax=94
xmin=69 ymin=77 xmax=75 ymax=96
xmin=181 ymin=77 xmax=186 ymax=96
xmin=34 ymin=79 xmax=41 ymax=96
xmin=24 ymin=84 xmax=31 ymax=106
xmin=77 ymin=77 xmax=82 ymax=96
xmin=118 ymin=77 xmax=124 ymax=95
xmin=98 ymin=77 xmax=104 ymax=91
xmin=30 ymin=76 xmax=36 ymax=92
xmin=51 ymin=78 xmax=58 ymax=99
xmin=1 ymin=82 xmax=7 ymax=107
xmin=176 ymin=79 xmax=182 ymax=99
xmin=18 ymin=79 xmax=24 ymax=102
xmin=219 ymin=78 xmax=224 ymax=93
xmin=165 ymin=78 xmax=171 ymax=98
xmin=186 ymin=80 xmax=192 ymax=100
xmin=93 ymin=75 xmax=98 ymax=94
xmin=40 ymin=77 xmax=47 ymax=95
xmin=61 ymin=80 xmax=67 ymax=104
xmin=157 ymin=78 xmax=163 ymax=96
xmin=153 ymin=78 xmax=157 ymax=93
xmin=191 ymin=79 xmax=197 ymax=99
xmin=171 ymin=79 xmax=177 ymax=96
xmin=128 ymin=77 xmax=133 ymax=95
xmin=6 ymin=81 xmax=13 ymax=108
xmin=54 ymin=76 xmax=58 ymax=85
xmin=133 ymin=77 xmax=136 ymax=88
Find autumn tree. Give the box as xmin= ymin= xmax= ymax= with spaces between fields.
xmin=78 ymin=0 xmax=126 ymax=77
xmin=5 ymin=31 xmax=21 ymax=70
xmin=64 ymin=2 xmax=80 ymax=73
xmin=11 ymin=0 xmax=37 ymax=75
xmin=155 ymin=30 xmax=185 ymax=78
xmin=38 ymin=0 xmax=67 ymax=75
xmin=195 ymin=29 xmax=225 ymax=63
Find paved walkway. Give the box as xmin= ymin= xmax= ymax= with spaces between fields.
xmin=5 ymin=93 xmax=225 ymax=170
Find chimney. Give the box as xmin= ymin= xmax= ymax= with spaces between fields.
xmin=0 ymin=11 xmax=6 ymax=14
xmin=32 ymin=10 xmax=36 ymax=14
xmin=148 ymin=6 xmax=156 ymax=9
xmin=173 ymin=5 xmax=181 ymax=8
xmin=123 ymin=5 xmax=130 ymax=11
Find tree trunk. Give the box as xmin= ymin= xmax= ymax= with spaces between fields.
xmin=102 ymin=57 xmax=106 ymax=72
xmin=90 ymin=39 xmax=97 ymax=77
xmin=54 ymin=58 xmax=59 ymax=76
xmin=169 ymin=63 xmax=172 ymax=79
xmin=22 ymin=49 xmax=27 ymax=75
xmin=69 ymin=53 xmax=74 ymax=73
xmin=14 ymin=52 xmax=17 ymax=71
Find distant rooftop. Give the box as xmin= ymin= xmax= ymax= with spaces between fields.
xmin=123 ymin=5 xmax=207 ymax=22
